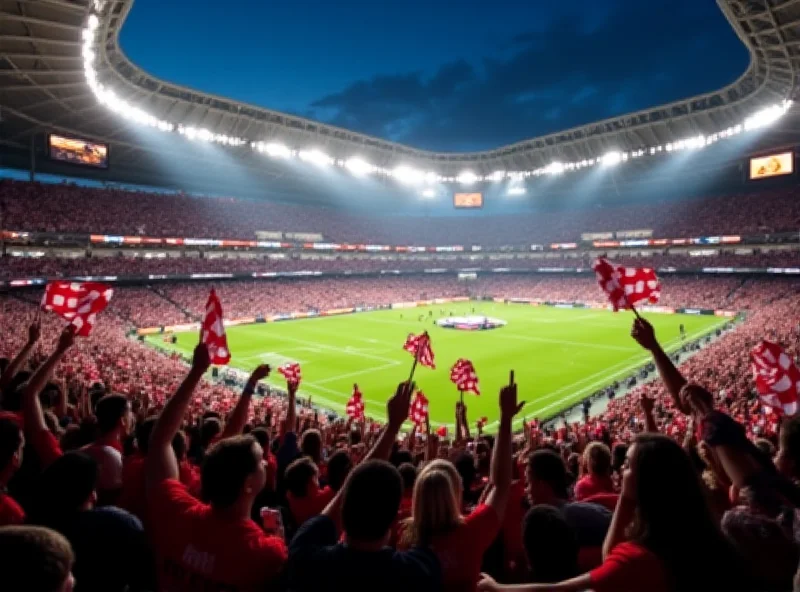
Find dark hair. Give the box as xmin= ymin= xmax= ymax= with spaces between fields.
xmin=527 ymin=450 xmax=569 ymax=500
xmin=611 ymin=443 xmax=628 ymax=472
xmin=326 ymin=450 xmax=352 ymax=492
xmin=398 ymin=462 xmax=417 ymax=492
xmin=135 ymin=416 xmax=158 ymax=456
xmin=453 ymin=451 xmax=476 ymax=501
xmin=0 ymin=416 xmax=22 ymax=472
xmin=628 ymin=434 xmax=748 ymax=591
xmin=342 ymin=460 xmax=402 ymax=542
xmin=285 ymin=457 xmax=318 ymax=497
xmin=300 ymin=429 xmax=322 ymax=464
xmin=250 ymin=427 xmax=270 ymax=451
xmin=201 ymin=435 xmax=259 ymax=508
xmin=4 ymin=372 xmax=32 ymax=411
xmin=523 ymin=505 xmax=578 ymax=583
xmin=0 ymin=525 xmax=73 ymax=592
xmin=30 ymin=452 xmax=98 ymax=529
xmin=94 ymin=395 xmax=129 ymax=434
xmin=392 ymin=449 xmax=413 ymax=467
xmin=780 ymin=415 xmax=800 ymax=478
xmin=199 ymin=418 xmax=222 ymax=449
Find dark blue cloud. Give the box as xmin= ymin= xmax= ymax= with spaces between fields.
xmin=121 ymin=0 xmax=747 ymax=152
xmin=306 ymin=1 xmax=747 ymax=151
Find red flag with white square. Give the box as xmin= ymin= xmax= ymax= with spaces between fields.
xmin=346 ymin=384 xmax=365 ymax=420
xmin=201 ymin=288 xmax=231 ymax=365
xmin=409 ymin=390 xmax=429 ymax=426
xmin=450 ymin=358 xmax=480 ymax=395
xmin=592 ymin=258 xmax=660 ymax=312
xmin=750 ymin=340 xmax=800 ymax=415
xmin=278 ymin=362 xmax=302 ymax=386
xmin=41 ymin=281 xmax=113 ymax=337
xmin=403 ymin=332 xmax=435 ymax=369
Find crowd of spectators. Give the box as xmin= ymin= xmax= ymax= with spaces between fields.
xmin=3 ymin=178 xmax=800 ymax=245
xmin=2 ymin=271 xmax=800 ymax=591
xmin=1 ymin=249 xmax=799 ymax=281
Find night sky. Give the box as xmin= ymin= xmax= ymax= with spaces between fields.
xmin=121 ymin=0 xmax=748 ymax=153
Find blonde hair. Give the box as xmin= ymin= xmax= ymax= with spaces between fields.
xmin=401 ymin=460 xmax=464 ymax=547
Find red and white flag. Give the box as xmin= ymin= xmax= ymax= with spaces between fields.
xmin=450 ymin=358 xmax=480 ymax=395
xmin=201 ymin=288 xmax=231 ymax=365
xmin=592 ymin=258 xmax=660 ymax=311
xmin=346 ymin=384 xmax=365 ymax=420
xmin=751 ymin=340 xmax=800 ymax=415
xmin=278 ymin=362 xmax=302 ymax=386
xmin=41 ymin=281 xmax=113 ymax=337
xmin=403 ymin=332 xmax=436 ymax=369
xmin=409 ymin=390 xmax=429 ymax=426
xmin=436 ymin=425 xmax=448 ymax=438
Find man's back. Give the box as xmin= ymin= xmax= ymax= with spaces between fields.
xmin=289 ymin=515 xmax=441 ymax=592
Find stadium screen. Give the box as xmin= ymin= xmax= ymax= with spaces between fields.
xmin=749 ymin=151 xmax=793 ymax=180
xmin=453 ymin=192 xmax=483 ymax=208
xmin=48 ymin=134 xmax=109 ymax=169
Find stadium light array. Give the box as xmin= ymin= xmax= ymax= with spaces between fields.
xmin=82 ymin=9 xmax=794 ymax=188
xmin=421 ymin=188 xmax=436 ymax=198
xmin=507 ymin=186 xmax=526 ymax=196
xmin=457 ymin=170 xmax=478 ymax=185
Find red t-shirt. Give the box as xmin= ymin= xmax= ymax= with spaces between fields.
xmin=431 ymin=504 xmax=501 ymax=592
xmin=390 ymin=492 xmax=414 ymax=547
xmin=287 ymin=485 xmax=335 ymax=527
xmin=119 ymin=453 xmax=147 ymax=521
xmin=148 ymin=478 xmax=287 ymax=591
xmin=29 ymin=428 xmax=63 ymax=468
xmin=574 ymin=474 xmax=615 ymax=501
xmin=590 ymin=542 xmax=669 ymax=592
xmin=0 ymin=491 xmax=25 ymax=527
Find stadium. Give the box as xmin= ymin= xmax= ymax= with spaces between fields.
xmin=1 ymin=0 xmax=800 ymax=590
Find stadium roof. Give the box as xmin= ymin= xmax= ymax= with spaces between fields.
xmin=1 ymin=0 xmax=799 ymax=181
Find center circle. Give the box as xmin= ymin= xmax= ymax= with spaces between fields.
xmin=435 ymin=315 xmax=507 ymax=331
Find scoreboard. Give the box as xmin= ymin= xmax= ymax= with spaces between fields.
xmin=453 ymin=192 xmax=483 ymax=208
xmin=749 ymin=151 xmax=793 ymax=180
xmin=48 ymin=133 xmax=109 ymax=169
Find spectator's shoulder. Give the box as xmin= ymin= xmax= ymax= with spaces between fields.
xmin=394 ymin=546 xmax=441 ymax=589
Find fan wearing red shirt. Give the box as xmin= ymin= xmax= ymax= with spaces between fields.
xmin=573 ymin=442 xmax=614 ymax=501
xmin=400 ymin=371 xmax=523 ymax=592
xmin=477 ymin=434 xmax=750 ymax=592
xmin=146 ymin=343 xmax=287 ymax=592
xmin=285 ymin=456 xmax=335 ymax=526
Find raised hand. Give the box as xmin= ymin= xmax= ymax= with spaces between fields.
xmin=28 ymin=322 xmax=41 ymax=345
xmin=630 ymin=318 xmax=658 ymax=351
xmin=387 ymin=381 xmax=414 ymax=428
xmin=57 ymin=325 xmax=76 ymax=352
xmin=191 ymin=342 xmax=211 ymax=374
xmin=640 ymin=392 xmax=655 ymax=415
xmin=680 ymin=383 xmax=714 ymax=418
xmin=499 ymin=370 xmax=524 ymax=419
xmin=248 ymin=364 xmax=271 ymax=383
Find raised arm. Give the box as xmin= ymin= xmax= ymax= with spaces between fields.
xmin=640 ymin=392 xmax=659 ymax=433
xmin=323 ymin=381 xmax=413 ymax=523
xmin=221 ymin=364 xmax=269 ymax=439
xmin=22 ymin=326 xmax=74 ymax=433
xmin=631 ymin=318 xmax=689 ymax=414
xmin=477 ymin=573 xmax=592 ymax=592
xmin=284 ymin=381 xmax=298 ymax=435
xmin=146 ymin=343 xmax=210 ymax=488
xmin=485 ymin=371 xmax=524 ymax=520
xmin=0 ymin=321 xmax=40 ymax=393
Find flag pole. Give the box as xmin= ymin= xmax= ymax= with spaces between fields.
xmin=622 ymin=293 xmax=642 ymax=320
xmin=459 ymin=389 xmax=464 ymax=406
xmin=407 ymin=345 xmax=421 ymax=382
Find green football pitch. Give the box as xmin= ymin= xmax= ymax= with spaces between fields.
xmin=147 ymin=302 xmax=727 ymax=431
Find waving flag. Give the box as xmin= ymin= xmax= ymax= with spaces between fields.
xmin=403 ymin=332 xmax=436 ymax=369
xmin=751 ymin=340 xmax=800 ymax=415
xmin=592 ymin=258 xmax=660 ymax=312
xmin=409 ymin=390 xmax=429 ymax=426
xmin=278 ymin=362 xmax=302 ymax=386
xmin=450 ymin=358 xmax=480 ymax=395
xmin=41 ymin=281 xmax=113 ymax=337
xmin=201 ymin=288 xmax=231 ymax=365
xmin=346 ymin=384 xmax=365 ymax=420
xmin=435 ymin=425 xmax=448 ymax=438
